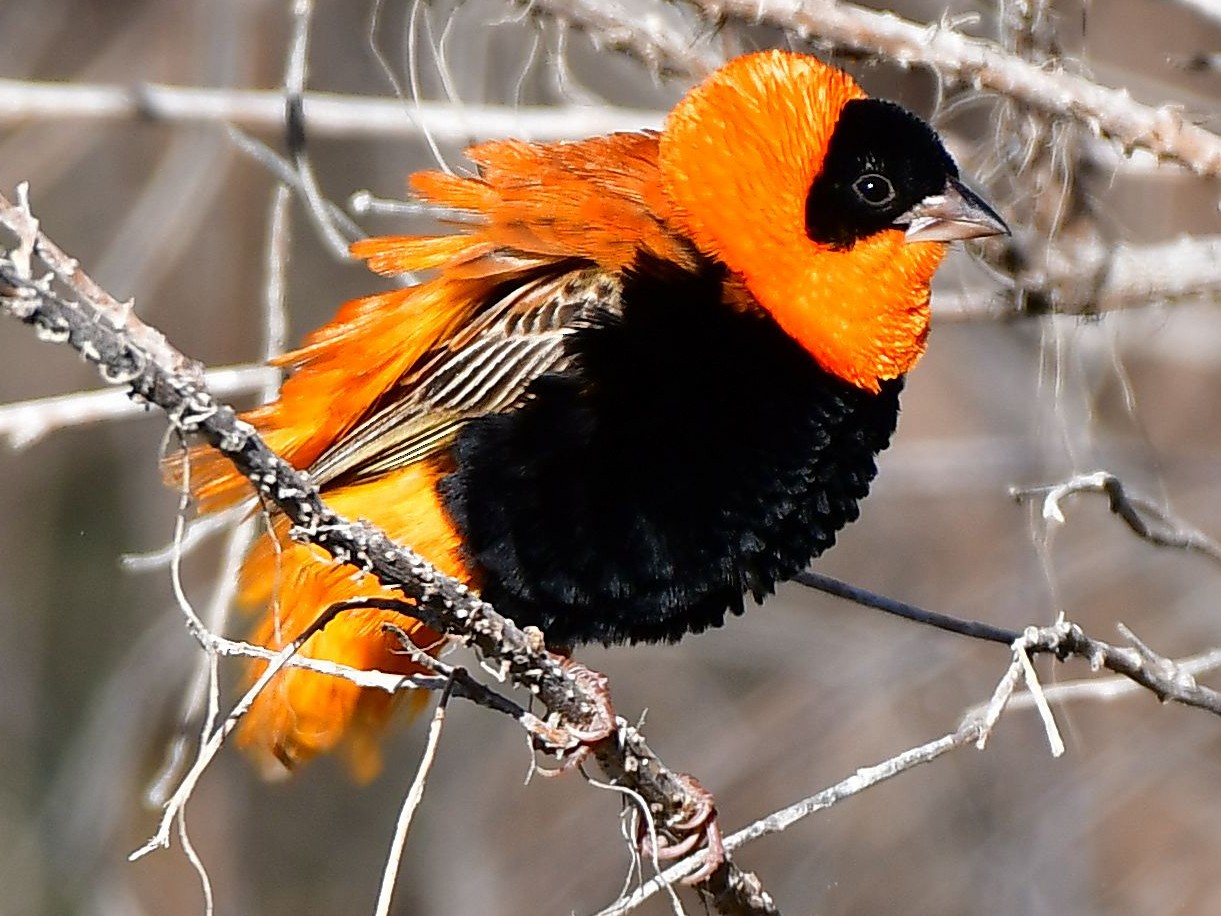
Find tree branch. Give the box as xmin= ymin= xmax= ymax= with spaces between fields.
xmin=0 ymin=184 xmax=773 ymax=915
xmin=526 ymin=0 xmax=1221 ymax=177
xmin=0 ymin=77 xmax=662 ymax=141
xmin=1013 ymin=470 xmax=1221 ymax=566
xmin=694 ymin=0 xmax=1221 ymax=177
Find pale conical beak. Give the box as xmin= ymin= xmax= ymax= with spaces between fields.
xmin=898 ymin=177 xmax=1009 ymax=243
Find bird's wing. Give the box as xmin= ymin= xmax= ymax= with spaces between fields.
xmin=307 ymin=265 xmax=622 ymax=487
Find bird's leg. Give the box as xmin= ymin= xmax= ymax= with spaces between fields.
xmin=638 ymin=770 xmax=725 ymax=884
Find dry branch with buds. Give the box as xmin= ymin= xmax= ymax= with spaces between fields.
xmin=0 ymin=185 xmax=776 ymax=916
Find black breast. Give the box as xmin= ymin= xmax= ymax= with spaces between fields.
xmin=440 ymin=256 xmax=902 ymax=647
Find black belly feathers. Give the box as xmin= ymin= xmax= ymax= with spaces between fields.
xmin=441 ymin=256 xmax=903 ymax=647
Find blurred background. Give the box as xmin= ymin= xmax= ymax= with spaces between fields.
xmin=2 ymin=1 xmax=1220 ymax=914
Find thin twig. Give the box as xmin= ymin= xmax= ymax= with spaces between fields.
xmin=1013 ymin=470 xmax=1221 ymax=566
xmin=523 ymin=0 xmax=721 ymax=78
xmin=598 ymin=720 xmax=985 ymax=913
xmin=372 ymin=678 xmax=454 ymax=916
xmin=284 ymin=0 xmax=351 ymax=261
xmin=0 ymin=77 xmax=662 ymax=140
xmin=793 ymin=570 xmax=1023 ymax=646
xmin=130 ymin=598 xmax=371 ymax=860
xmin=0 ymin=363 xmax=278 ymax=449
xmin=973 ymin=646 xmax=1221 ymax=713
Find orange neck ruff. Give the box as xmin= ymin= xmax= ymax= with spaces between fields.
xmin=658 ymin=50 xmax=946 ymax=392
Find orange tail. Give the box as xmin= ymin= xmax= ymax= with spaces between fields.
xmin=171 ymin=144 xmax=658 ymax=778
xmin=167 ymin=240 xmax=492 ymax=780
xmin=235 ymin=459 xmax=471 ymax=781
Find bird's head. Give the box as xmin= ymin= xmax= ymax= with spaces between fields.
xmin=659 ymin=50 xmax=1007 ymax=392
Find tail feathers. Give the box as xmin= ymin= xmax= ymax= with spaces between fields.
xmin=160 ymin=228 xmax=510 ymax=776
xmin=235 ymin=522 xmax=443 ymax=781
xmin=234 ymin=461 xmax=471 ymax=781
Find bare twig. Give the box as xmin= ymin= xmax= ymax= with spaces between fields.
xmin=793 ymin=569 xmax=1023 ymax=645
xmin=522 ymin=0 xmax=720 ymax=78
xmin=0 ymin=77 xmax=662 ymax=141
xmin=1023 ymin=619 xmax=1221 ymax=717
xmin=974 ymin=625 xmax=1064 ymax=756
xmin=373 ymin=678 xmax=454 ymax=916
xmin=596 ymin=610 xmax=1221 ymax=913
xmin=599 ymin=719 xmax=985 ymax=913
xmin=976 ymin=645 xmax=1221 ymax=713
xmin=1013 ymin=470 xmax=1221 ymax=566
xmin=284 ymin=0 xmax=350 ymax=261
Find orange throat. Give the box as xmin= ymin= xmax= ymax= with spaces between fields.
xmin=657 ymin=50 xmax=949 ymax=393
xmin=747 ymin=233 xmax=947 ymax=392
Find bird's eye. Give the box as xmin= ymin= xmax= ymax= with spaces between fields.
xmin=852 ymin=173 xmax=896 ymax=207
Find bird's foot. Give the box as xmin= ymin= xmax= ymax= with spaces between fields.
xmin=526 ymin=656 xmax=617 ymax=777
xmin=639 ymin=771 xmax=725 ymax=885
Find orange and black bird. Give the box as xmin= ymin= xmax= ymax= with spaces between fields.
xmin=183 ymin=50 xmax=1007 ymax=779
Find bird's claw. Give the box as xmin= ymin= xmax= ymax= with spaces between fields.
xmin=524 ymin=656 xmax=617 ymax=776
xmin=638 ymin=771 xmax=725 ymax=885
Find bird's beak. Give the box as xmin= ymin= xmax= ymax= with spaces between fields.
xmin=898 ymin=177 xmax=1009 ymax=243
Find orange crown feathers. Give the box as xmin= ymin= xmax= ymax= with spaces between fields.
xmin=660 ymin=50 xmax=946 ymax=392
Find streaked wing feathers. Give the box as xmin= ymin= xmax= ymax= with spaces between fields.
xmin=308 ymin=266 xmax=622 ymax=486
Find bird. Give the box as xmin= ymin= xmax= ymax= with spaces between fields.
xmin=179 ymin=49 xmax=1008 ymax=783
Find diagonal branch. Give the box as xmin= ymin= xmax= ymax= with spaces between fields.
xmin=698 ymin=0 xmax=1221 ymax=177
xmin=527 ymin=0 xmax=1221 ymax=178
xmin=0 ymin=184 xmax=774 ymax=916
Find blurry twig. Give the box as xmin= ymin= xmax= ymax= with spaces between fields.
xmin=522 ymin=0 xmax=721 ymax=77
xmin=1166 ymin=0 xmax=1221 ymax=29
xmin=983 ymin=645 xmax=1221 ymax=712
xmin=224 ymin=126 xmax=365 ymax=246
xmin=0 ymin=78 xmax=661 ymax=140
xmin=1013 ymin=470 xmax=1221 ymax=566
xmin=284 ymin=0 xmax=350 ymax=260
xmin=373 ymin=676 xmax=454 ymax=916
xmin=0 ymin=363 xmax=277 ymax=449
xmin=930 ymin=235 xmax=1221 ymax=320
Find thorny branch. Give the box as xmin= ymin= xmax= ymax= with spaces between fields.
xmin=0 ymin=186 xmax=775 ymax=916
xmin=6 ymin=186 xmax=1221 ymax=914
xmin=529 ymin=0 xmax=1221 ymax=177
